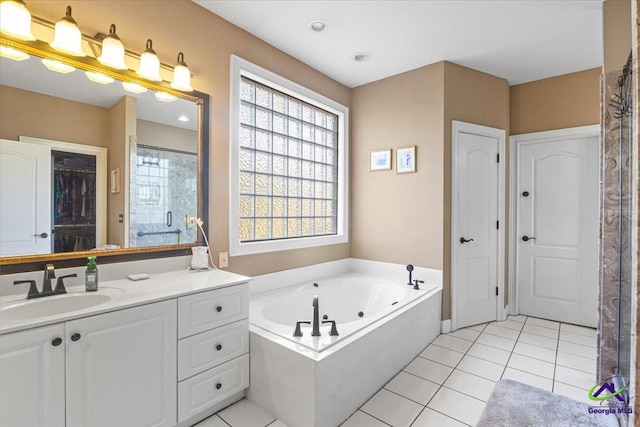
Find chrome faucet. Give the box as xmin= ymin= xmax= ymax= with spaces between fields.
xmin=312 ymin=295 xmax=321 ymax=337
xmin=13 ymin=264 xmax=77 ymax=299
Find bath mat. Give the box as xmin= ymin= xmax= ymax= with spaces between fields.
xmin=476 ymin=379 xmax=620 ymax=427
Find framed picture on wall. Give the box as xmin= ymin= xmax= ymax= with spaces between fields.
xmin=396 ymin=146 xmax=416 ymax=174
xmin=370 ymin=149 xmax=392 ymax=171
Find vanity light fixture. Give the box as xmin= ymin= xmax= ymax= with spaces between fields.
xmin=85 ymin=71 xmax=114 ymax=85
xmin=0 ymin=0 xmax=35 ymax=40
xmin=97 ymin=24 xmax=127 ymax=70
xmin=170 ymin=52 xmax=193 ymax=92
xmin=177 ymin=115 xmax=189 ymax=122
xmin=122 ymin=81 xmax=147 ymax=94
xmin=50 ymin=6 xmax=86 ymax=57
xmin=0 ymin=45 xmax=29 ymax=61
xmin=42 ymin=58 xmax=75 ymax=74
xmin=136 ymin=39 xmax=161 ymax=81
xmin=155 ymin=91 xmax=177 ymax=102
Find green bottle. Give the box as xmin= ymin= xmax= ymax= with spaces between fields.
xmin=86 ymin=256 xmax=98 ymax=292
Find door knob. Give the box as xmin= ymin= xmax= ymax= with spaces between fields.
xmin=459 ymin=237 xmax=474 ymax=244
xmin=33 ymin=232 xmax=48 ymax=239
xmin=522 ymin=236 xmax=536 ymax=242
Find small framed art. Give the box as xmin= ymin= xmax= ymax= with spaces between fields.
xmin=396 ymin=146 xmax=416 ymax=174
xmin=370 ymin=149 xmax=392 ymax=171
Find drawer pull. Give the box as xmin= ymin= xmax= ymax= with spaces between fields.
xmin=216 ymin=344 xmax=222 ymax=351
xmin=216 ymin=306 xmax=222 ymax=313
xmin=215 ymin=383 xmax=222 ymax=390
xmin=70 ymin=333 xmax=81 ymax=342
xmin=51 ymin=337 xmax=62 ymax=347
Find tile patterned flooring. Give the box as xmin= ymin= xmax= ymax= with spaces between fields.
xmin=196 ymin=315 xmax=597 ymax=427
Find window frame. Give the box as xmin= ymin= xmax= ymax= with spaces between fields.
xmin=229 ymin=55 xmax=349 ymax=256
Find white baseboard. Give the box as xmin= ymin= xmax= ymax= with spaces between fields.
xmin=441 ymin=319 xmax=452 ymax=334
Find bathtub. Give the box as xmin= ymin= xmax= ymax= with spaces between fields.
xmin=248 ymin=263 xmax=442 ymax=427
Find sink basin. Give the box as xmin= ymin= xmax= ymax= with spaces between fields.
xmin=0 ymin=289 xmax=123 ymax=323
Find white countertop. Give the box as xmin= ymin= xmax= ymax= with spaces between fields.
xmin=0 ymin=269 xmax=251 ymax=335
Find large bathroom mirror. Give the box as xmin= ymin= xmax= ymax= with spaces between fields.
xmin=0 ymin=33 xmax=209 ymax=268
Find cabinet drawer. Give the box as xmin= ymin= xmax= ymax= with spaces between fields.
xmin=178 ymin=320 xmax=249 ymax=381
xmin=178 ymin=354 xmax=249 ymax=423
xmin=178 ymin=284 xmax=249 ymax=339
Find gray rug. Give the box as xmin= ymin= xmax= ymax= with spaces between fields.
xmin=476 ymin=379 xmax=620 ymax=427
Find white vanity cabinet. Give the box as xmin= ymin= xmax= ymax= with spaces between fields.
xmin=0 ymin=277 xmax=250 ymax=427
xmin=65 ymin=300 xmax=177 ymax=427
xmin=0 ymin=324 xmax=66 ymax=427
xmin=177 ymin=284 xmax=250 ymax=424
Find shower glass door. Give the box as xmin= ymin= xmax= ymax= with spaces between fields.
xmin=130 ymin=145 xmax=197 ymax=247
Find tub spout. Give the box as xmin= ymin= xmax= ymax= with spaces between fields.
xmin=312 ymin=295 xmax=321 ymax=337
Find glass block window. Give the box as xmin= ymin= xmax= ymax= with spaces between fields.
xmin=238 ymin=77 xmax=339 ymax=242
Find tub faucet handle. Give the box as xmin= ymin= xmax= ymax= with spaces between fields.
xmin=293 ymin=321 xmax=311 ymax=337
xmin=413 ymin=279 xmax=424 ymax=290
xmin=322 ymin=320 xmax=339 ymax=336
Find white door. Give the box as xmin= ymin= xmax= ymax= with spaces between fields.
xmin=0 ymin=139 xmax=51 ymax=255
xmin=452 ymin=122 xmax=505 ymax=329
xmin=0 ymin=324 xmax=66 ymax=427
xmin=516 ymin=134 xmax=599 ymax=327
xmin=66 ymin=300 xmax=178 ymax=427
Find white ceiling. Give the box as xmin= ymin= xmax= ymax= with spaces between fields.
xmin=0 ymin=55 xmax=198 ymax=131
xmin=194 ymin=0 xmax=603 ymax=88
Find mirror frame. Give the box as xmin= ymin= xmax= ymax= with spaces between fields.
xmin=0 ymin=34 xmax=209 ymax=273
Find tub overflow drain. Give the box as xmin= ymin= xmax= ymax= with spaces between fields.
xmin=358 ymin=311 xmax=364 ymax=317
xmin=313 ymin=283 xmax=319 ymax=287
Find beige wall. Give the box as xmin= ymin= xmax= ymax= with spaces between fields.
xmin=106 ymin=96 xmax=136 ymax=247
xmin=510 ymin=68 xmax=601 ymax=135
xmin=137 ymin=120 xmax=197 ymax=154
xmin=351 ymin=62 xmax=445 ymax=269
xmin=603 ymin=0 xmax=632 ymax=73
xmin=351 ymin=61 xmax=509 ymax=320
xmin=0 ymin=85 xmax=109 ymax=147
xmin=27 ymin=0 xmax=351 ymax=276
xmin=443 ymin=63 xmax=510 ymax=317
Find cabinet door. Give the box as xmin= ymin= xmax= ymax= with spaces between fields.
xmin=66 ymin=300 xmax=177 ymax=427
xmin=0 ymin=324 xmax=65 ymax=427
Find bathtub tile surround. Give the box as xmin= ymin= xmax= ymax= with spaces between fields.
xmin=247 ymin=259 xmax=442 ymax=427
xmin=342 ymin=315 xmax=597 ymax=427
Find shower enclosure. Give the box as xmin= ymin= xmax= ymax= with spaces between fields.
xmin=599 ymin=52 xmax=633 ymax=425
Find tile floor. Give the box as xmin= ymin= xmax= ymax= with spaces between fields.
xmin=196 ymin=315 xmax=597 ymax=427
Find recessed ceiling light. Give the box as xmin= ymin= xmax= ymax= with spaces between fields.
xmin=177 ymin=115 xmax=189 ymax=122
xmin=352 ymin=52 xmax=371 ymax=62
xmin=308 ymin=20 xmax=327 ymax=33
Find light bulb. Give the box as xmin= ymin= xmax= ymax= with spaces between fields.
xmin=50 ymin=6 xmax=85 ymax=57
xmin=85 ymin=71 xmax=114 ymax=85
xmin=0 ymin=46 xmax=29 ymax=61
xmin=122 ymin=81 xmax=147 ymax=94
xmin=136 ymin=39 xmax=161 ymax=81
xmin=155 ymin=91 xmax=177 ymax=102
xmin=97 ymin=24 xmax=127 ymax=70
xmin=170 ymin=52 xmax=193 ymax=92
xmin=42 ymin=59 xmax=75 ymax=74
xmin=0 ymin=0 xmax=35 ymax=41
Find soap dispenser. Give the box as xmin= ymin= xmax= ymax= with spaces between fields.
xmin=85 ymin=256 xmax=98 ymax=292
